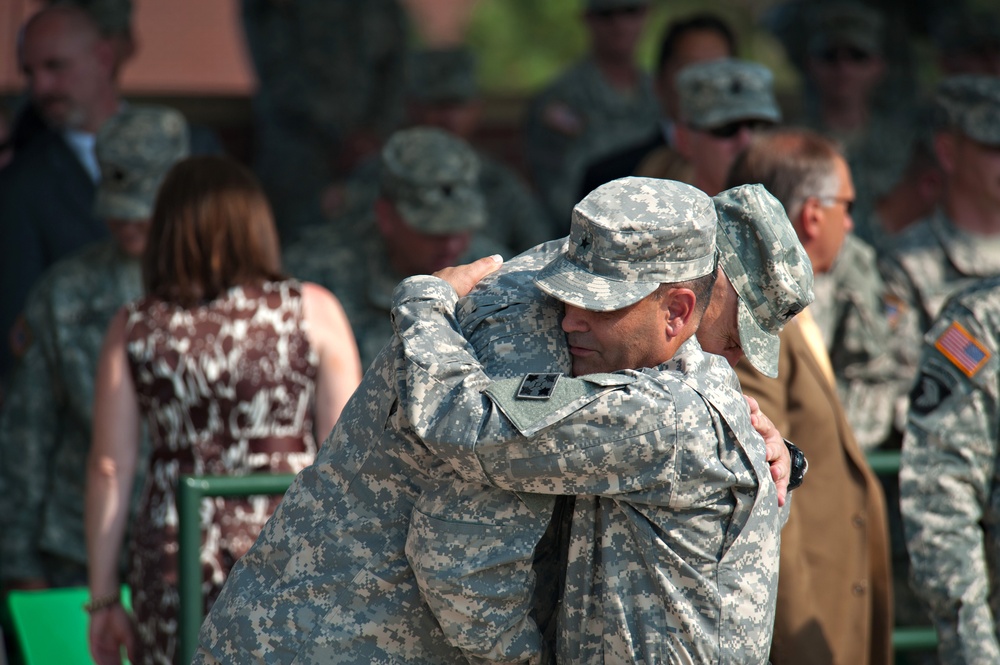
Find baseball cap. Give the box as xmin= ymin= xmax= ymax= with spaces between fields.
xmin=713 ymin=184 xmax=815 ymax=378
xmin=94 ymin=105 xmax=189 ymax=221
xmin=677 ymin=58 xmax=782 ymax=131
xmin=807 ymin=2 xmax=884 ymax=57
xmin=406 ymin=47 xmax=478 ymax=104
xmin=534 ymin=177 xmax=717 ymax=312
xmin=932 ymin=75 xmax=1000 ymax=146
xmin=379 ymin=126 xmax=486 ymax=233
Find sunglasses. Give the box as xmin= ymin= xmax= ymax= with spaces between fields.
xmin=817 ymin=46 xmax=874 ymax=64
xmin=589 ymin=6 xmax=645 ymax=20
xmin=817 ymin=195 xmax=855 ymax=215
xmin=705 ymin=119 xmax=772 ymax=139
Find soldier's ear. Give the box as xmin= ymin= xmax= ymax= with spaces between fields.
xmin=798 ymin=197 xmax=823 ymax=242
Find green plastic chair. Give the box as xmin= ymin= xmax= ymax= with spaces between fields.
xmin=5 ymin=586 xmax=131 ymax=665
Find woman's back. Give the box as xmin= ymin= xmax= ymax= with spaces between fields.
xmin=125 ymin=278 xmax=319 ymax=470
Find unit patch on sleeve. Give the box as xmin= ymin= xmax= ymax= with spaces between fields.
xmin=516 ymin=373 xmax=562 ymax=400
xmin=934 ymin=321 xmax=991 ymax=378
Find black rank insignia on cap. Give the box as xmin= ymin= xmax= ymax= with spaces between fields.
xmin=516 ymin=372 xmax=562 ymax=400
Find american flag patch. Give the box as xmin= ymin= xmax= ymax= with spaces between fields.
xmin=935 ymin=322 xmax=991 ymax=377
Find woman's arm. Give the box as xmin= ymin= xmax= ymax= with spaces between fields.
xmin=85 ymin=308 xmax=139 ymax=665
xmin=301 ymin=282 xmax=363 ymax=440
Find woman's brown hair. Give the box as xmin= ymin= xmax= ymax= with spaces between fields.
xmin=142 ymin=155 xmax=284 ymax=307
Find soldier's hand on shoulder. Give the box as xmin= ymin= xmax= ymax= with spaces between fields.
xmin=433 ymin=255 xmax=503 ymax=298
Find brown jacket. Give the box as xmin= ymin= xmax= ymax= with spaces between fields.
xmin=736 ymin=317 xmax=893 ymax=665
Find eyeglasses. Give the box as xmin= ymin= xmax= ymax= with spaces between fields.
xmin=817 ymin=46 xmax=874 ymax=64
xmin=589 ymin=6 xmax=645 ymax=20
xmin=705 ymin=119 xmax=773 ymax=139
xmin=817 ymin=195 xmax=855 ymax=215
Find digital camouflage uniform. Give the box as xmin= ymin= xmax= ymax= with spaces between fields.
xmin=523 ymin=56 xmax=660 ymax=234
xmin=0 ymin=106 xmax=188 ymax=584
xmin=282 ymin=127 xmax=510 ymax=369
xmin=0 ymin=243 xmax=143 ymax=584
xmin=900 ymin=275 xmax=1000 ymax=664
xmin=791 ymin=3 xmax=919 ymax=253
xmin=241 ymin=0 xmax=407 ymax=243
xmin=811 ymin=233 xmax=900 ymax=449
xmin=196 ymin=179 xmax=801 ymax=663
xmin=399 ymin=183 xmax=812 ymax=664
xmin=878 ymin=75 xmax=1000 ymax=424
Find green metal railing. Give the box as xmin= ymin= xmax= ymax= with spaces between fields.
xmin=176 ymin=451 xmax=938 ymax=664
xmin=177 ymin=473 xmax=295 ymax=665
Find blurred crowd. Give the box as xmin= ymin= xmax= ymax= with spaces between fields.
xmin=0 ymin=0 xmax=999 ymax=663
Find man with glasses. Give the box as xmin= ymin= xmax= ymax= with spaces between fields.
xmin=726 ymin=129 xmax=894 ymax=665
xmin=523 ymin=0 xmax=659 ymax=233
xmin=647 ymin=58 xmax=780 ymax=196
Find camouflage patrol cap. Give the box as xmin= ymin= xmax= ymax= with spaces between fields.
xmin=406 ymin=47 xmax=478 ymax=104
xmin=534 ymin=177 xmax=716 ymax=312
xmin=585 ymin=0 xmax=649 ymax=12
xmin=932 ymin=75 xmax=1000 ymax=146
xmin=380 ymin=127 xmax=485 ymax=233
xmin=713 ymin=184 xmax=815 ymax=378
xmin=94 ymin=105 xmax=189 ymax=221
xmin=807 ymin=2 xmax=883 ymax=56
xmin=677 ymin=59 xmax=782 ymax=131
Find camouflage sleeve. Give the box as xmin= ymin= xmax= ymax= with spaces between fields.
xmin=899 ymin=304 xmax=1000 ymax=664
xmin=0 ymin=313 xmax=61 ymax=581
xmin=878 ymin=253 xmax=927 ymax=429
xmin=404 ymin=479 xmax=549 ymax=665
xmin=391 ymin=275 xmax=679 ymax=497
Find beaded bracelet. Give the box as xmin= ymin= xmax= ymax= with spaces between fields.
xmin=83 ymin=591 xmax=121 ymax=614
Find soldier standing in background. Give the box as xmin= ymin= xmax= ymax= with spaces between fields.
xmin=659 ymin=58 xmax=781 ymax=195
xmin=522 ymin=0 xmax=659 ymax=234
xmin=0 ymin=106 xmax=188 ymax=592
xmin=240 ymin=0 xmax=408 ymax=244
xmin=283 ymin=127 xmax=510 ymax=369
xmin=901 ymin=275 xmax=1000 ymax=664
xmin=880 ymin=75 xmax=1000 ymax=424
xmin=329 ymin=47 xmax=555 ymax=253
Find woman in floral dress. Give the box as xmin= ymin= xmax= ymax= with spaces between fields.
xmin=85 ymin=156 xmax=362 ymax=665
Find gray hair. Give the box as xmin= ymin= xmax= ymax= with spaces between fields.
xmin=726 ymin=128 xmax=843 ymax=221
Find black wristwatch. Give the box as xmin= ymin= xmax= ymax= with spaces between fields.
xmin=784 ymin=439 xmax=807 ymax=491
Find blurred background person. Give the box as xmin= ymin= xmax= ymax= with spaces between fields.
xmin=900 ymin=275 xmax=1000 ymax=664
xmin=0 ymin=106 xmax=186 ymax=599
xmin=661 ymin=57 xmax=781 ymax=195
xmin=284 ymin=127 xmax=509 ymax=369
xmin=0 ymin=3 xmax=121 ymax=393
xmin=726 ymin=128 xmax=893 ymax=665
xmin=799 ymin=2 xmax=920 ymax=254
xmin=579 ymin=11 xmax=736 ymax=196
xmin=328 ymin=46 xmax=553 ymax=253
xmin=522 ymin=0 xmax=658 ymax=233
xmin=240 ymin=0 xmax=408 ymax=245
xmin=880 ymin=75 xmax=1000 ymax=427
xmin=932 ymin=6 xmax=1000 ymax=77
xmin=85 ymin=155 xmax=362 ymax=665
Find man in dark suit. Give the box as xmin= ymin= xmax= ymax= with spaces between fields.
xmin=0 ymin=4 xmax=121 ymax=392
xmin=578 ymin=12 xmax=735 ymax=198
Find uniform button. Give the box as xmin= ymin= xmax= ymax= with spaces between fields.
xmin=852 ymin=514 xmax=866 ymax=528
xmin=852 ymin=581 xmax=868 ymax=596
